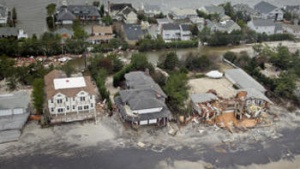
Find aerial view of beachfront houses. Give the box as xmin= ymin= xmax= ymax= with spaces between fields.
xmin=1 ymin=0 xmax=300 ymax=168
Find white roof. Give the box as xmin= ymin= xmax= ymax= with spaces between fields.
xmin=54 ymin=77 xmax=86 ymax=90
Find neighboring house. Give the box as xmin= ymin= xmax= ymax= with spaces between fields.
xmin=180 ymin=24 xmax=192 ymax=41
xmin=116 ymin=6 xmax=138 ymax=24
xmin=233 ymin=3 xmax=260 ymax=18
xmin=161 ymin=23 xmax=192 ymax=42
xmin=141 ymin=3 xmax=161 ymax=17
xmin=254 ymin=1 xmax=283 ymax=21
xmin=0 ymin=4 xmax=8 ymax=24
xmin=56 ymin=8 xmax=76 ymax=25
xmin=247 ymin=19 xmax=283 ymax=35
xmin=114 ymin=71 xmax=170 ymax=127
xmin=0 ymin=91 xmax=30 ymax=143
xmin=190 ymin=93 xmax=219 ymax=120
xmin=0 ymin=27 xmax=28 ymax=39
xmin=198 ymin=5 xmax=225 ymax=15
xmin=157 ymin=18 xmax=171 ymax=32
xmin=224 ymin=68 xmax=267 ymax=93
xmin=189 ymin=16 xmax=204 ymax=24
xmin=284 ymin=5 xmax=300 ymax=18
xmin=88 ymin=25 xmax=113 ymax=44
xmin=170 ymin=8 xmax=198 ymax=20
xmin=206 ymin=20 xmax=241 ymax=33
xmin=44 ymin=70 xmax=98 ymax=124
xmin=161 ymin=23 xmax=181 ymax=42
xmin=283 ymin=23 xmax=300 ymax=38
xmin=108 ymin=2 xmax=133 ymax=19
xmin=54 ymin=28 xmax=74 ymax=39
xmin=56 ymin=4 xmax=100 ymax=24
xmin=123 ymin=24 xmax=147 ymax=43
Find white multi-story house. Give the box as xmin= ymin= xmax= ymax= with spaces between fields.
xmin=247 ymin=19 xmax=283 ymax=35
xmin=161 ymin=23 xmax=192 ymax=42
xmin=44 ymin=70 xmax=97 ymax=123
xmin=141 ymin=3 xmax=161 ymax=17
xmin=170 ymin=8 xmax=198 ymax=20
xmin=254 ymin=1 xmax=283 ymax=21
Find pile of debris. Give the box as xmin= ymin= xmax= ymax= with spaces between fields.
xmin=190 ymin=88 xmax=273 ymax=132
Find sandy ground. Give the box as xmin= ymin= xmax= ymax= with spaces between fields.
xmin=188 ymin=77 xmax=236 ymax=98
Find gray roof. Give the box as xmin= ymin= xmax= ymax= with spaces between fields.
xmin=162 ymin=23 xmax=180 ymax=30
xmin=156 ymin=18 xmax=170 ymax=24
xmin=251 ymin=19 xmax=275 ymax=27
xmin=56 ymin=9 xmax=76 ymax=21
xmin=123 ymin=24 xmax=147 ymax=40
xmin=225 ymin=68 xmax=266 ymax=93
xmin=180 ymin=24 xmax=190 ymax=31
xmin=238 ymin=88 xmax=272 ymax=103
xmin=0 ymin=27 xmax=18 ymax=37
xmin=254 ymin=1 xmax=277 ymax=14
xmin=125 ymin=71 xmax=166 ymax=97
xmin=0 ymin=91 xmax=29 ymax=110
xmin=191 ymin=93 xmax=218 ymax=103
xmin=0 ymin=4 xmax=7 ymax=18
xmin=114 ymin=96 xmax=170 ymax=121
xmin=58 ymin=5 xmax=100 ymax=17
xmin=110 ymin=3 xmax=133 ymax=12
xmin=275 ymin=22 xmax=283 ymax=32
xmin=285 ymin=5 xmax=300 ymax=12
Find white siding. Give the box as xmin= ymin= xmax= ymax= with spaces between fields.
xmin=134 ymin=107 xmax=163 ymax=114
xmin=149 ymin=119 xmax=157 ymax=124
xmin=140 ymin=120 xmax=148 ymax=125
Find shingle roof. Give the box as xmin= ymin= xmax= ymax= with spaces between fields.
xmin=56 ymin=9 xmax=76 ymax=21
xmin=225 ymin=68 xmax=266 ymax=93
xmin=254 ymin=1 xmax=277 ymax=14
xmin=92 ymin=26 xmax=113 ymax=34
xmin=58 ymin=5 xmax=100 ymax=17
xmin=0 ymin=27 xmax=18 ymax=36
xmin=191 ymin=93 xmax=218 ymax=103
xmin=110 ymin=3 xmax=133 ymax=12
xmin=44 ymin=70 xmax=97 ymax=100
xmin=233 ymin=4 xmax=257 ymax=15
xmin=123 ymin=24 xmax=147 ymax=40
xmin=251 ymin=19 xmax=275 ymax=27
xmin=203 ymin=5 xmax=224 ymax=14
xmin=180 ymin=24 xmax=191 ymax=31
xmin=162 ymin=23 xmax=180 ymax=30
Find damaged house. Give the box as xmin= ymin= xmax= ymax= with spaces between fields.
xmin=114 ymin=71 xmax=171 ymax=127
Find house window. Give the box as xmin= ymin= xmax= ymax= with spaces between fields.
xmin=90 ymin=96 xmax=92 ymax=99
xmin=66 ymin=98 xmax=68 ymax=101
xmin=84 ymin=105 xmax=89 ymax=110
xmin=80 ymin=97 xmax=85 ymax=101
xmin=73 ymin=98 xmax=75 ymax=101
xmin=91 ymin=103 xmax=93 ymax=108
xmin=73 ymin=105 xmax=75 ymax=110
xmin=51 ymin=99 xmax=53 ymax=103
xmin=57 ymin=108 xmax=64 ymax=113
xmin=57 ymin=99 xmax=62 ymax=104
xmin=67 ymin=106 xmax=69 ymax=110
xmin=78 ymin=106 xmax=83 ymax=111
xmin=51 ymin=108 xmax=54 ymax=112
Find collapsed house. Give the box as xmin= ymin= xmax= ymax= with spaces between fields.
xmin=191 ymin=88 xmax=272 ymax=130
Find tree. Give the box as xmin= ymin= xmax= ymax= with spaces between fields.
xmin=32 ymin=78 xmax=45 ymax=114
xmin=190 ymin=24 xmax=199 ymax=36
xmin=12 ymin=7 xmax=17 ymax=27
xmin=163 ymin=52 xmax=179 ymax=70
xmin=60 ymin=62 xmax=75 ymax=77
xmin=131 ymin=53 xmax=153 ymax=71
xmin=100 ymin=4 xmax=105 ymax=17
xmin=72 ymin=19 xmax=88 ymax=39
xmin=102 ymin=15 xmax=113 ymax=25
xmin=275 ymin=71 xmax=296 ymax=99
xmin=93 ymin=1 xmax=100 ymax=7
xmin=164 ymin=72 xmax=189 ymax=113
xmin=222 ymin=2 xmax=234 ymax=19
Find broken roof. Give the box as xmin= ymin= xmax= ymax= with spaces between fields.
xmin=191 ymin=93 xmax=218 ymax=103
xmin=225 ymin=68 xmax=266 ymax=93
xmin=238 ymin=88 xmax=273 ymax=103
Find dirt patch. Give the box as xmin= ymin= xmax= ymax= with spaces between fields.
xmin=189 ymin=78 xmax=236 ymax=98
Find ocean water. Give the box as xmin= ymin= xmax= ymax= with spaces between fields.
xmin=0 ymin=0 xmax=299 ymax=36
